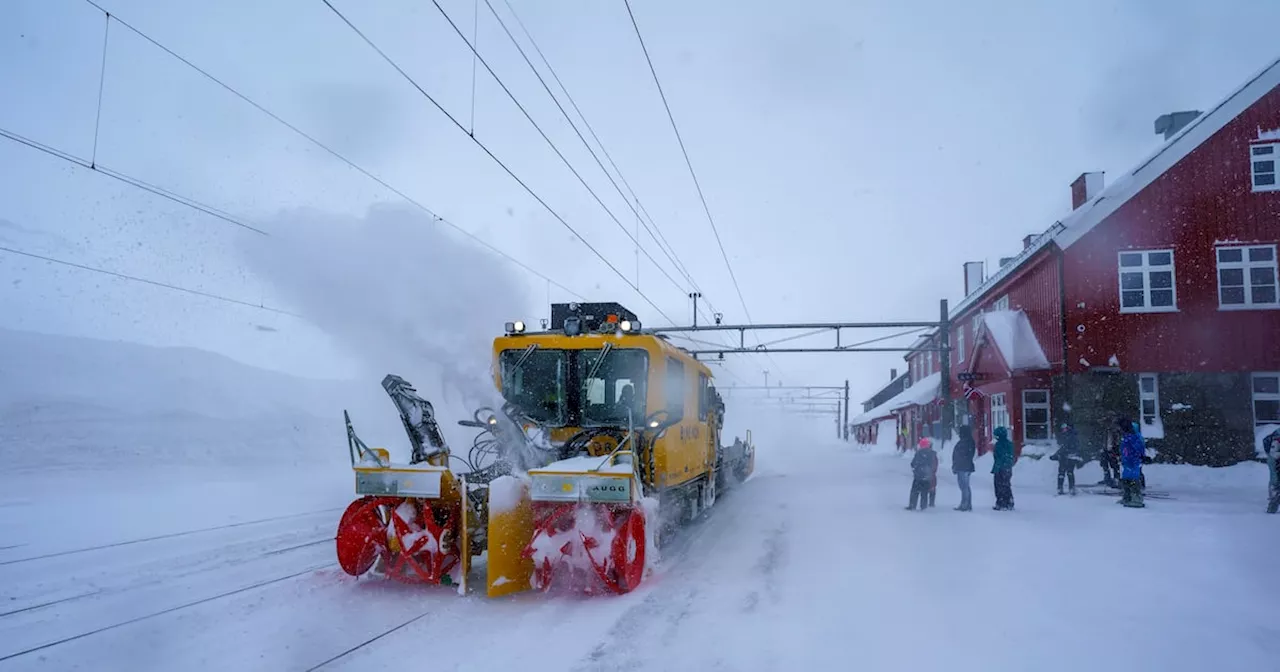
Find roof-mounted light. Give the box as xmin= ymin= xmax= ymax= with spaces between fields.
xmin=620 ymin=319 xmax=641 ymax=333
xmin=504 ymin=320 xmax=526 ymax=334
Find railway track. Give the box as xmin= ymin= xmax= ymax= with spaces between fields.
xmin=0 ymin=506 xmax=343 ymax=567
xmin=0 ymin=562 xmax=337 ymax=663
xmin=0 ymin=535 xmax=334 ymax=619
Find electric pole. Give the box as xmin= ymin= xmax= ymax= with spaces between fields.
xmin=843 ymin=379 xmax=850 ymax=441
xmin=689 ymin=292 xmax=702 ymax=328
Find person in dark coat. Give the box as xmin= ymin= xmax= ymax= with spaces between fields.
xmin=991 ymin=426 xmax=1016 ymax=510
xmin=1118 ymin=417 xmax=1146 ymax=508
xmin=1099 ymin=414 xmax=1122 ymax=487
xmin=928 ymin=441 xmax=940 ymax=508
xmin=1051 ymin=422 xmax=1084 ymax=495
xmin=1263 ymin=427 xmax=1280 ymax=514
xmin=951 ymin=424 xmax=977 ymax=511
xmin=906 ymin=438 xmax=938 ymax=511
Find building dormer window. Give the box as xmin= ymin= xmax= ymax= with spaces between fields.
xmin=1252 ymin=142 xmax=1279 ymax=192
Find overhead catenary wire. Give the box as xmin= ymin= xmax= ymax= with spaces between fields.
xmin=482 ymin=0 xmax=740 ymax=356
xmin=0 ymin=245 xmax=297 ymax=316
xmin=621 ymin=0 xmax=751 ymax=324
xmin=622 ymin=0 xmax=784 ymax=378
xmin=486 ymin=0 xmax=712 ymax=305
xmin=90 ymin=11 xmax=109 ymax=167
xmin=0 ymin=125 xmax=267 ymax=236
xmin=75 ymin=1 xmax=585 ymax=301
xmin=322 ymin=0 xmax=679 ymax=326
xmin=428 ymin=0 xmax=689 ymax=300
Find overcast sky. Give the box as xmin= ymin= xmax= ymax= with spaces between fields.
xmin=3 ymin=0 xmax=1280 ymax=417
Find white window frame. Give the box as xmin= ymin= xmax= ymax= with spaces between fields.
xmin=991 ymin=295 xmax=1010 ymax=312
xmin=1117 ymin=249 xmax=1178 ymax=314
xmin=1252 ymin=142 xmax=1280 ymax=192
xmin=956 ymin=323 xmax=966 ymax=364
xmin=1138 ymin=373 xmax=1160 ymax=428
xmin=1216 ymin=244 xmax=1279 ymax=310
xmin=1022 ymin=389 xmax=1051 ymax=443
xmin=989 ymin=393 xmax=1009 ymax=440
xmin=1255 ymin=372 xmax=1280 ymax=425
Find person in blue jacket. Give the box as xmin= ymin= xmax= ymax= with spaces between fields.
xmin=991 ymin=426 xmax=1016 ymax=510
xmin=1117 ymin=416 xmax=1146 ymax=508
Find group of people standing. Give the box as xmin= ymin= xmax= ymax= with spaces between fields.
xmin=905 ymin=423 xmax=1013 ymax=511
xmin=1051 ymin=415 xmax=1150 ymax=507
xmin=906 ymin=414 xmax=1150 ymax=511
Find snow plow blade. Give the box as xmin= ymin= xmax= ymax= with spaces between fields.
xmin=485 ymin=476 xmax=535 ymax=597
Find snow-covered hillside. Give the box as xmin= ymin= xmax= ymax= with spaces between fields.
xmin=0 ymin=327 xmax=388 ymax=470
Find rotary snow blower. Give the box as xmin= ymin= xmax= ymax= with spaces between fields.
xmin=334 ymin=301 xmax=756 ymax=597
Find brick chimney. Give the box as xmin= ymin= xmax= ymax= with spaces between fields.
xmin=1070 ymin=172 xmax=1105 ymax=210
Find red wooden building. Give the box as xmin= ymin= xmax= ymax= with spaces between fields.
xmin=891 ymin=56 xmax=1280 ymax=465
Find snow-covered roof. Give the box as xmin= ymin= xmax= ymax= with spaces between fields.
xmin=950 ymin=56 xmax=1280 ymax=320
xmin=850 ymin=372 xmax=940 ymax=425
xmin=977 ymin=310 xmax=1051 ymax=371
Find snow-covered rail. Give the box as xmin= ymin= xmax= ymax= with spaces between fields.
xmin=0 ymin=507 xmax=343 ymax=567
xmin=0 ymin=562 xmax=337 ymax=664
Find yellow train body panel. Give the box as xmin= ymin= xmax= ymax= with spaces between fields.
xmin=485 ymin=478 xmax=535 ymax=597
xmin=493 ymin=330 xmax=718 ymax=496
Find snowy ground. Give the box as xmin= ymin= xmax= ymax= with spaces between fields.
xmin=3 ymin=436 xmax=1277 ymax=671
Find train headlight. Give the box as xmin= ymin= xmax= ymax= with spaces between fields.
xmin=620 ymin=320 xmax=641 ymax=333
xmin=504 ymin=320 xmax=527 ymax=334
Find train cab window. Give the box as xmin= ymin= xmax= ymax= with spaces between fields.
xmin=697 ymin=373 xmax=710 ymax=421
xmin=499 ymin=348 xmax=566 ymax=425
xmin=580 ymin=349 xmax=648 ymax=426
xmin=665 ymin=357 xmax=685 ymax=420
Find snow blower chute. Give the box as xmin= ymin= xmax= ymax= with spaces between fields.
xmin=334 ymin=302 xmax=756 ymax=597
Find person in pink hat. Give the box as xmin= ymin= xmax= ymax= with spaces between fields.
xmin=906 ymin=437 xmax=938 ymax=511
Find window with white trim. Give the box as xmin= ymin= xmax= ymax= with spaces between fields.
xmin=1118 ymin=249 xmax=1177 ymax=313
xmin=990 ymin=393 xmax=1008 ymax=439
xmin=1022 ymin=389 xmax=1051 ymax=442
xmin=956 ymin=324 xmax=966 ymax=364
xmin=1138 ymin=374 xmax=1160 ymax=427
xmin=1216 ymin=245 xmax=1278 ymax=309
xmin=1255 ymin=373 xmax=1280 ymax=425
xmin=1252 ymin=143 xmax=1279 ymax=192
xmin=992 ymin=295 xmax=1009 ymax=312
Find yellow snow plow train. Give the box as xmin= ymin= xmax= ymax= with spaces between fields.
xmin=334 ymin=302 xmax=755 ymax=596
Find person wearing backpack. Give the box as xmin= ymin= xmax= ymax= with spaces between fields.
xmin=951 ymin=424 xmax=977 ymax=511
